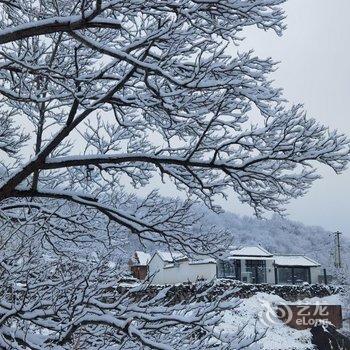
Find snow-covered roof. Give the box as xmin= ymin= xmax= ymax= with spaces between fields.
xmin=228 ymin=245 xmax=273 ymax=257
xmin=273 ymin=255 xmax=320 ymax=267
xmin=189 ymin=258 xmax=216 ymax=265
xmin=228 ymin=256 xmax=274 ymax=261
xmin=156 ymin=251 xmax=187 ymax=263
xmin=163 ymin=257 xmax=216 ymax=269
xmin=134 ymin=251 xmax=151 ymax=265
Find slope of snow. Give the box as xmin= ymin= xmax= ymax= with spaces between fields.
xmin=157 ymin=251 xmax=187 ymax=262
xmin=217 ymin=292 xmax=343 ymax=350
xmin=135 ymin=251 xmax=151 ymax=265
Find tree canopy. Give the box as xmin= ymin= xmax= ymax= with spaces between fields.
xmin=0 ymin=0 xmax=349 ymax=348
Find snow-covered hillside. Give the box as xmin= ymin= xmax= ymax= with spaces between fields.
xmin=198 ymin=209 xmax=350 ymax=281
xmin=123 ymin=280 xmax=346 ymax=350
xmin=219 ymin=292 xmax=342 ymax=350
xmin=131 ymin=204 xmax=350 ymax=283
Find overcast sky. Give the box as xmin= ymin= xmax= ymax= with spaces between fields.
xmin=220 ymin=0 xmax=350 ymax=237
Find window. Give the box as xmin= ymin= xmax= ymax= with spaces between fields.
xmin=245 ymin=260 xmax=267 ymax=284
xmin=217 ymin=259 xmax=240 ymax=279
xmin=293 ymin=267 xmax=310 ymax=284
xmin=277 ymin=267 xmax=293 ymax=284
xmin=276 ymin=266 xmax=310 ymax=284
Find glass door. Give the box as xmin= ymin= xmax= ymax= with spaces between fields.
xmin=245 ymin=260 xmax=266 ymax=283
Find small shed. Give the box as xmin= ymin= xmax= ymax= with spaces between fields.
xmin=128 ymin=251 xmax=151 ymax=280
xmin=274 ymin=254 xmax=321 ymax=285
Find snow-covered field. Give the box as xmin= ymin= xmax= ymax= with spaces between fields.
xmin=218 ymin=292 xmax=343 ymax=350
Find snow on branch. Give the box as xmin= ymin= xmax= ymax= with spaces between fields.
xmin=0 ymin=216 xmax=248 ymax=349
xmin=0 ymin=0 xmax=349 ymax=348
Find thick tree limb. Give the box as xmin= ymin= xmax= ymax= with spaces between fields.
xmin=0 ymin=16 xmax=121 ymax=45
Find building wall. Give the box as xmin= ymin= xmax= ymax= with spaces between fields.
xmin=310 ymin=266 xmax=322 ymax=284
xmin=148 ymin=254 xmax=217 ymax=285
xmin=240 ymin=259 xmax=246 ymax=278
xmin=266 ymin=260 xmax=275 ymax=284
xmin=148 ymin=253 xmax=165 ymax=283
xmin=130 ymin=265 xmax=148 ymax=280
xmin=148 ymin=253 xmax=322 ymax=285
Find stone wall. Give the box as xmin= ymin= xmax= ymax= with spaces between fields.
xmin=118 ymin=279 xmax=342 ymax=305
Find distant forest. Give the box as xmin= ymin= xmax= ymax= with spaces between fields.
xmin=199 ymin=208 xmax=350 ymax=282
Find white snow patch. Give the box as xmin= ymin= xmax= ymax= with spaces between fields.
xmin=135 ymin=251 xmax=152 ymax=265
xmin=156 ymin=251 xmax=187 ymax=262
xmin=217 ymin=292 xmax=334 ymax=349
xmin=274 ymin=255 xmax=320 ymax=267
xmin=228 ymin=246 xmax=273 ymax=257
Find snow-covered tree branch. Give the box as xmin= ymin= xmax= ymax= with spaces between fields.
xmin=0 ymin=0 xmax=348 ymax=215
xmin=0 ymin=207 xmax=250 ymax=349
xmin=0 ymin=0 xmax=349 ymax=348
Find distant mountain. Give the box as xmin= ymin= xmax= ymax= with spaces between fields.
xmin=125 ymin=199 xmax=349 ymax=283
xmin=201 ymin=209 xmax=350 ymax=281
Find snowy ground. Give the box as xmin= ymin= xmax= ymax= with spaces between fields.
xmin=218 ymin=292 xmax=343 ymax=350
xmin=121 ymin=280 xmax=349 ymax=349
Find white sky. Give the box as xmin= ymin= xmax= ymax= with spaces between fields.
xmin=220 ymin=0 xmax=350 ymax=237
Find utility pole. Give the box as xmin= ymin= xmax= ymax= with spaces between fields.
xmin=334 ymin=231 xmax=342 ymax=268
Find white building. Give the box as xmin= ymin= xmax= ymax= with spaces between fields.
xmin=148 ymin=251 xmax=217 ymax=285
xmin=218 ymin=246 xmax=322 ymax=285
xmin=131 ymin=246 xmax=323 ymax=285
xmin=217 ymin=246 xmax=275 ymax=284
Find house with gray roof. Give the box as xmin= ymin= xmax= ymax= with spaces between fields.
xmin=130 ymin=246 xmax=324 ymax=285
xmin=217 ymin=245 xmax=322 ymax=285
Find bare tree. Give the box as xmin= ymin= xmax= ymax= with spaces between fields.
xmin=0 ymin=0 xmax=349 ymax=348
xmin=0 ymin=206 xmax=254 ymax=349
